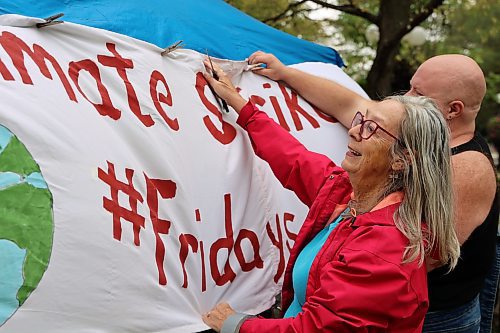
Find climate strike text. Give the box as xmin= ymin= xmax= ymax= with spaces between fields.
xmin=0 ymin=30 xmax=338 ymax=146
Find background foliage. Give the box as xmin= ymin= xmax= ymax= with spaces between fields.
xmin=226 ymin=0 xmax=499 ymax=144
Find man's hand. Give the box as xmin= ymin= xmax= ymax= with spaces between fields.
xmin=248 ymin=51 xmax=371 ymax=128
xmin=248 ymin=51 xmax=288 ymax=81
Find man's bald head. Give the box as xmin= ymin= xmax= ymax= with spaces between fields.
xmin=408 ymin=54 xmax=486 ymax=116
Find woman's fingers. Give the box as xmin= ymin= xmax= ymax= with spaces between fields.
xmin=202 ymin=312 xmax=220 ymax=332
xmin=218 ymin=302 xmax=236 ymax=316
xmin=201 ymin=59 xmax=248 ymax=111
xmin=203 ymin=59 xmax=220 ymax=76
xmin=202 ymin=71 xmax=215 ymax=85
xmin=201 ymin=303 xmax=236 ymax=332
xmin=204 ymin=59 xmax=231 ymax=83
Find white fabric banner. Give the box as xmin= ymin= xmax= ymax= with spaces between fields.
xmin=0 ymin=15 xmax=366 ymax=332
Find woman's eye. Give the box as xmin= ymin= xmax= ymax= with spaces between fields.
xmin=365 ymin=123 xmax=376 ymax=133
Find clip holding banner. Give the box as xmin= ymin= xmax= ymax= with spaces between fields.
xmin=161 ymin=40 xmax=184 ymax=56
xmin=36 ymin=13 xmax=64 ymax=28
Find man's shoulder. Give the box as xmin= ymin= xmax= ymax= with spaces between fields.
xmin=452 ymin=151 xmax=496 ymax=200
xmin=451 ymin=149 xmax=497 ymax=242
xmin=452 ymin=150 xmax=495 ymax=182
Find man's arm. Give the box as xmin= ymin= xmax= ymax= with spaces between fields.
xmin=248 ymin=51 xmax=374 ymax=128
xmin=452 ymin=151 xmax=497 ymax=244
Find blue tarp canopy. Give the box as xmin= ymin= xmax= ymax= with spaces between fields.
xmin=0 ymin=0 xmax=343 ymax=66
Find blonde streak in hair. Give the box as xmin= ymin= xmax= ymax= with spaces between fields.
xmin=413 ymin=100 xmax=450 ymax=264
xmin=424 ymin=103 xmax=458 ymax=268
xmin=394 ymin=115 xmax=424 ymax=265
xmin=414 ymin=98 xmax=459 ymax=269
xmin=387 ymin=95 xmax=459 ymax=268
xmin=400 ymin=138 xmax=425 ymax=265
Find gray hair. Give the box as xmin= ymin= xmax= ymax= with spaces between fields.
xmin=385 ymin=95 xmax=460 ymax=269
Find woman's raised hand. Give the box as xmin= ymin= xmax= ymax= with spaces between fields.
xmin=202 ymin=59 xmax=247 ymax=113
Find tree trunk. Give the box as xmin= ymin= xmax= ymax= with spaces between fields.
xmin=365 ymin=0 xmax=411 ymax=99
xmin=365 ymin=42 xmax=400 ymax=99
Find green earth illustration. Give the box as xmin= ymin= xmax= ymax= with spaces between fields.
xmin=0 ymin=124 xmax=54 ymax=326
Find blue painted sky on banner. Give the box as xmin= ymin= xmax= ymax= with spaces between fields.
xmin=0 ymin=0 xmax=344 ymax=66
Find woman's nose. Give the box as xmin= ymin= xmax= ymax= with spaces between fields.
xmin=348 ymin=124 xmax=362 ymax=141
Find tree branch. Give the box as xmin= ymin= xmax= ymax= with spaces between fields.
xmin=263 ymin=0 xmax=308 ymax=24
xmin=407 ymin=0 xmax=445 ymax=30
xmin=306 ymin=0 xmax=379 ymax=24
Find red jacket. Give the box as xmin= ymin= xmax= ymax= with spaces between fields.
xmin=236 ymin=102 xmax=428 ymax=332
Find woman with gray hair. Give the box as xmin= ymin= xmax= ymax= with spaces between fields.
xmin=200 ymin=61 xmax=460 ymax=333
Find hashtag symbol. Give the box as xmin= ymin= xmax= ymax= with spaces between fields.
xmin=98 ymin=161 xmax=145 ymax=245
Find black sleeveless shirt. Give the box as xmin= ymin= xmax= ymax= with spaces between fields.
xmin=427 ymin=132 xmax=499 ymax=311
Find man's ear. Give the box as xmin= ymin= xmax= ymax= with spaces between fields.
xmin=447 ymin=100 xmax=464 ymax=120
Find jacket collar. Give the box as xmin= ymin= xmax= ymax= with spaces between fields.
xmin=350 ymin=191 xmax=404 ymax=227
xmin=371 ymin=191 xmax=404 ymax=211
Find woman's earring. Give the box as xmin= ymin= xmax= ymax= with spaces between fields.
xmin=389 ymin=173 xmax=399 ymax=179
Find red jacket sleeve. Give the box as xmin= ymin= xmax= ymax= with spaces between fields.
xmin=237 ymin=102 xmax=343 ymax=207
xmin=239 ymin=228 xmax=427 ymax=333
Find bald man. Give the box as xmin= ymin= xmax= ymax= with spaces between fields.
xmin=248 ymin=52 xmax=498 ymax=333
